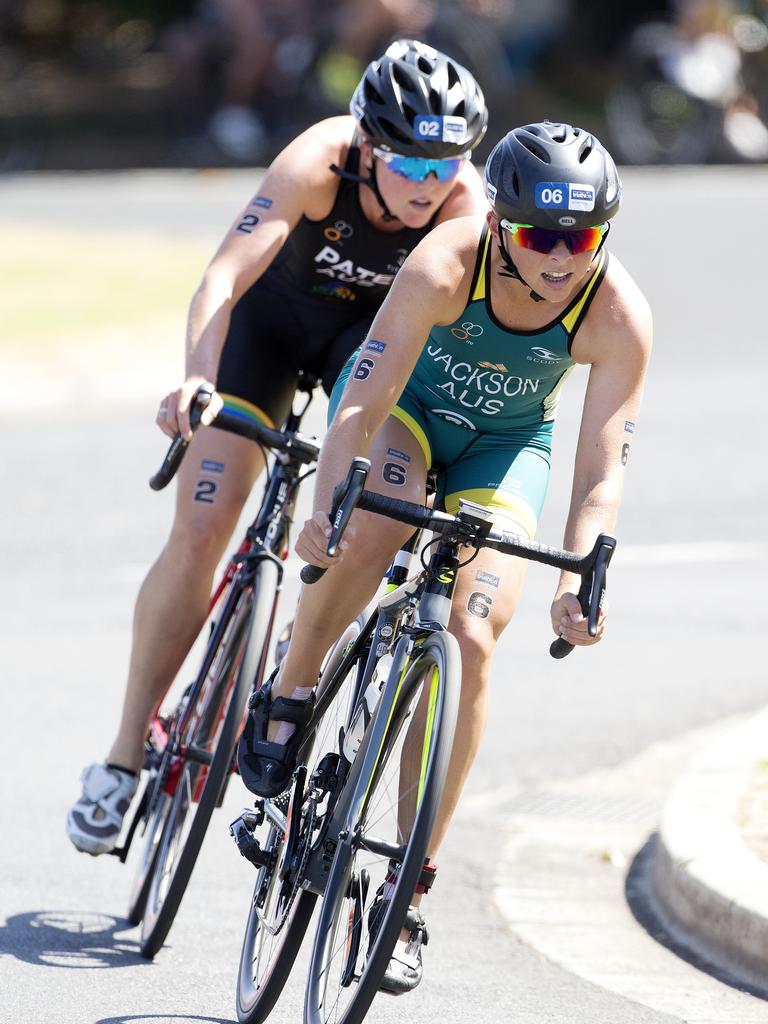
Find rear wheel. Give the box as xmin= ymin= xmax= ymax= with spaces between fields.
xmin=236 ymin=616 xmax=369 ymax=1024
xmin=304 ymin=631 xmax=460 ymax=1024
xmin=139 ymin=560 xmax=280 ymax=959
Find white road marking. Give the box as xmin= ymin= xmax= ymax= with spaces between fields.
xmin=113 ymin=541 xmax=767 ymax=585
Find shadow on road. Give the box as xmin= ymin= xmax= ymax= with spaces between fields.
xmin=95 ymin=1016 xmax=234 ymax=1023
xmin=625 ymin=834 xmax=768 ymax=1001
xmin=0 ymin=909 xmax=146 ymax=968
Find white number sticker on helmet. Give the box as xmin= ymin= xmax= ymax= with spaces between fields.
xmin=414 ymin=115 xmax=467 ymax=143
xmin=535 ymin=182 xmax=595 ymax=212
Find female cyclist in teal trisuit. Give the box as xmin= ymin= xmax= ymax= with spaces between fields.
xmin=238 ymin=120 xmax=653 ymax=993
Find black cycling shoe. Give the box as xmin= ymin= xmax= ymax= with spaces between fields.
xmin=237 ymin=674 xmax=315 ymax=798
xmin=367 ymin=894 xmax=428 ymax=995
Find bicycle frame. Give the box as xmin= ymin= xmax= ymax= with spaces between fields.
xmin=252 ymin=524 xmax=464 ymax=898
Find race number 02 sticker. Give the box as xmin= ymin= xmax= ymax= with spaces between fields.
xmin=535 ymin=182 xmax=595 ymax=213
xmin=414 ymin=115 xmax=467 ymax=144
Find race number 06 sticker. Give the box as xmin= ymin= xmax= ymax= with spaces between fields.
xmin=535 ymin=182 xmax=595 ymax=213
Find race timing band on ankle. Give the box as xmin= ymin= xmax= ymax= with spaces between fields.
xmin=386 ymin=858 xmax=437 ymax=894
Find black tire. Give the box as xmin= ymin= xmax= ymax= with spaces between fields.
xmin=236 ymin=616 xmax=368 ymax=1024
xmin=304 ymin=630 xmax=460 ymax=1024
xmin=139 ymin=559 xmax=280 ymax=959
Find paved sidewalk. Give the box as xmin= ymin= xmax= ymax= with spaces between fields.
xmin=652 ymin=706 xmax=768 ymax=992
xmin=487 ymin=714 xmax=768 ymax=1023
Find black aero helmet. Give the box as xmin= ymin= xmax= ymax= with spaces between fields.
xmin=350 ymin=39 xmax=488 ymax=158
xmin=484 ymin=121 xmax=622 ymax=230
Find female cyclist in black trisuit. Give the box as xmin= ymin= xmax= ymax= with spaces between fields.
xmin=66 ymin=39 xmax=488 ymax=857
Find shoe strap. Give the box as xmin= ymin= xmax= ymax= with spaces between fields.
xmin=270 ymin=693 xmax=315 ymax=726
xmin=403 ymin=906 xmax=429 ymax=945
xmin=82 ymin=764 xmax=131 ymax=803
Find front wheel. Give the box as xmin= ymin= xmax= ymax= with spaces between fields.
xmin=139 ymin=559 xmax=280 ymax=959
xmin=236 ymin=615 xmax=369 ymax=1024
xmin=304 ymin=630 xmax=460 ymax=1024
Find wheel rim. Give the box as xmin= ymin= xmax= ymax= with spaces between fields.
xmin=127 ymin=791 xmax=171 ymax=920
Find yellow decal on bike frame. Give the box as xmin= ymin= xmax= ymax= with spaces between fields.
xmin=362 ymin=656 xmax=410 ymax=806
xmin=417 ymin=667 xmax=440 ymax=805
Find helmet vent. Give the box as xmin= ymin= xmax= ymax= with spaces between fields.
xmin=428 ymin=88 xmax=441 ymax=114
xmin=392 ymin=63 xmax=415 ymax=90
xmin=512 ymin=170 xmax=520 ymax=197
xmin=447 ymin=61 xmax=461 ymax=88
xmin=403 ymin=101 xmax=418 ymax=123
xmin=379 ymin=117 xmax=411 ymax=146
xmin=364 ymin=79 xmax=385 ymax=106
xmin=417 ymin=54 xmax=434 ymax=74
xmin=578 ymin=138 xmax=594 ymax=163
xmin=522 ymin=139 xmax=551 ymax=163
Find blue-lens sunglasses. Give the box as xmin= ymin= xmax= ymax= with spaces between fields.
xmin=373 ymin=147 xmax=467 ymax=183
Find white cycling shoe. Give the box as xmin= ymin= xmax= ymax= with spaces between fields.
xmin=66 ymin=762 xmax=138 ymax=856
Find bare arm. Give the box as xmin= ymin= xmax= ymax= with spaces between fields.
xmin=432 ymin=160 xmax=489 ymax=224
xmin=161 ymin=119 xmax=350 ymax=437
xmin=553 ymin=265 xmax=653 ymax=644
xmin=296 ymin=223 xmax=474 ymax=566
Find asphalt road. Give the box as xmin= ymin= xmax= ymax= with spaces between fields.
xmin=2 ymin=168 xmax=767 ymax=1024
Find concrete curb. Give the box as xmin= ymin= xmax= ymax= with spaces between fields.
xmin=651 ymin=706 xmax=768 ymax=990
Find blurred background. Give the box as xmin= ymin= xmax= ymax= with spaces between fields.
xmin=3 ymin=5 xmax=768 ymax=1021
xmin=2 ymin=0 xmax=768 ymax=172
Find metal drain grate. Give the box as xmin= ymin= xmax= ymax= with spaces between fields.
xmin=502 ymin=789 xmax=659 ymax=826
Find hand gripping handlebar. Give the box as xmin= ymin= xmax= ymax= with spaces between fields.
xmin=149 ymin=385 xmax=216 ymax=491
xmin=299 ymin=458 xmax=372 ymax=584
xmin=300 ymin=459 xmax=616 ymax=659
xmin=548 ymin=534 xmax=615 ymax=659
xmin=149 ymin=386 xmax=321 ymax=491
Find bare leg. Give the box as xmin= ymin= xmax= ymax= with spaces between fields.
xmin=270 ymin=418 xmax=426 ymax=737
xmin=107 ymin=428 xmax=265 ymax=771
xmin=426 ymin=542 xmax=526 ymax=859
xmin=397 ymin=535 xmax=528 ymax=931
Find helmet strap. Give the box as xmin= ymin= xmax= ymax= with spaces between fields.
xmin=329 ymin=159 xmax=399 ymax=223
xmin=496 ymin=233 xmax=544 ymax=302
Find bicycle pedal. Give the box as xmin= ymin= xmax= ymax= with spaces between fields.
xmin=231 ymin=802 xmax=265 ymax=831
xmin=230 ymin=815 xmax=271 ymax=868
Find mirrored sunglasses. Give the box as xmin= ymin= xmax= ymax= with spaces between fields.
xmin=373 ymin=147 xmax=466 ymax=183
xmin=501 ymin=219 xmax=609 ymax=255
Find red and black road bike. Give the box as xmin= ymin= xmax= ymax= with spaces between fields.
xmin=112 ymin=375 xmax=320 ymax=959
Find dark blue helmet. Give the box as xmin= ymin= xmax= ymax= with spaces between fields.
xmin=484 ymin=121 xmax=622 ymax=229
xmin=351 ymin=39 xmax=488 ymax=158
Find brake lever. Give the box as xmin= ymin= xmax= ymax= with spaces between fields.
xmin=149 ymin=384 xmax=216 ymax=491
xmin=549 ymin=534 xmax=616 ymax=659
xmin=300 ymin=457 xmax=371 ymax=584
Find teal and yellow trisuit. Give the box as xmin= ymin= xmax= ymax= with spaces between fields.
xmin=331 ymin=225 xmax=608 ymax=537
